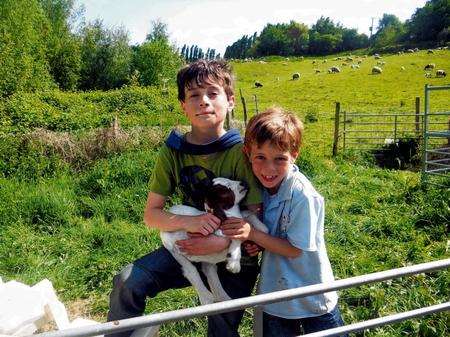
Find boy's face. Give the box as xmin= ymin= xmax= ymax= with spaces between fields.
xmin=247 ymin=141 xmax=297 ymax=195
xmin=180 ymin=80 xmax=234 ymax=130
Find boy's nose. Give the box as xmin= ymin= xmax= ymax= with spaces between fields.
xmin=200 ymin=94 xmax=210 ymax=106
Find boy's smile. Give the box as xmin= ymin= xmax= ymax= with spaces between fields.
xmin=248 ymin=141 xmax=297 ymax=194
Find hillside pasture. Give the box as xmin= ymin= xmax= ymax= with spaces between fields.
xmin=0 ymin=49 xmax=449 ymax=336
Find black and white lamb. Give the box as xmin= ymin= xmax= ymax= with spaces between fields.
xmin=160 ymin=177 xmax=268 ymax=305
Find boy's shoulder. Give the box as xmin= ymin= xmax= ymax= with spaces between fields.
xmin=288 ymin=166 xmax=323 ymax=201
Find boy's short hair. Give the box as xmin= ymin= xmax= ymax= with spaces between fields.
xmin=244 ymin=107 xmax=304 ymax=156
xmin=177 ymin=59 xmax=234 ymax=102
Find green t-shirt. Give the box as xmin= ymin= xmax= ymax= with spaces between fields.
xmin=149 ymin=141 xmax=262 ymax=209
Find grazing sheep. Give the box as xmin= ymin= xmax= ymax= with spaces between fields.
xmin=424 ymin=63 xmax=436 ymax=70
xmin=425 ymin=72 xmax=432 ymax=78
xmin=376 ymin=61 xmax=386 ymax=66
xmin=427 ymin=49 xmax=434 ymax=54
xmin=341 ymin=62 xmax=348 ymax=66
xmin=407 ymin=49 xmax=415 ymax=53
xmin=346 ymin=57 xmax=354 ymax=62
xmin=372 ymin=66 xmax=382 ymax=74
xmin=350 ymin=64 xmax=360 ymax=69
xmin=414 ymin=47 xmax=419 ymax=52
xmin=322 ymin=59 xmax=328 ymax=63
xmin=328 ymin=66 xmax=340 ymax=74
xmin=312 ymin=60 xmax=317 ymax=64
xmin=292 ymin=72 xmax=300 ymax=80
xmin=436 ymin=69 xmax=447 ymax=77
xmin=357 ymin=60 xmax=363 ymax=64
xmin=400 ymin=66 xmax=405 ymax=71
xmin=255 ymin=81 xmax=263 ymax=87
xmin=315 ymin=69 xmax=321 ymax=74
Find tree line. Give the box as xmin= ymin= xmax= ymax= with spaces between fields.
xmin=224 ymin=0 xmax=450 ymax=59
xmin=0 ymin=0 xmax=184 ymax=97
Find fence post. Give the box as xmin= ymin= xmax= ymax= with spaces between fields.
xmin=225 ymin=110 xmax=231 ymax=130
xmin=253 ymin=306 xmax=263 ymax=337
xmin=415 ymin=97 xmax=420 ymax=137
xmin=240 ymin=88 xmax=248 ymax=126
xmin=394 ymin=115 xmax=398 ymax=142
xmin=253 ymin=94 xmax=259 ymax=114
xmin=332 ymin=102 xmax=341 ymax=156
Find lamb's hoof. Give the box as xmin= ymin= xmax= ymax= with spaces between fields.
xmin=226 ymin=261 xmax=241 ymax=273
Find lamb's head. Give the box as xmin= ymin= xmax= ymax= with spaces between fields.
xmin=204 ymin=178 xmax=248 ymax=221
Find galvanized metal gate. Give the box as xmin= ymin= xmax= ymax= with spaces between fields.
xmin=421 ymin=84 xmax=450 ymax=187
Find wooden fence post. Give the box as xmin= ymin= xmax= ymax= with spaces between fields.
xmin=332 ymin=102 xmax=341 ymax=156
xmin=240 ymin=88 xmax=248 ymax=126
xmin=253 ymin=94 xmax=259 ymax=114
xmin=415 ymin=96 xmax=420 ymax=137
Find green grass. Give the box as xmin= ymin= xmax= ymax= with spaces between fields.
xmin=0 ymin=49 xmax=449 ymax=336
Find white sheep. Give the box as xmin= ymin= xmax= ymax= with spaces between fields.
xmin=372 ymin=66 xmax=382 ymax=74
xmin=292 ymin=72 xmax=300 ymax=80
xmin=424 ymin=63 xmax=436 ymax=71
xmin=436 ymin=69 xmax=447 ymax=77
xmin=328 ymin=66 xmax=340 ymax=73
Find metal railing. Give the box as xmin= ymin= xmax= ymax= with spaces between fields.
xmin=421 ymin=84 xmax=450 ymax=187
xmin=31 ymin=258 xmax=450 ymax=337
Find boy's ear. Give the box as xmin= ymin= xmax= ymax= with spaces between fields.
xmin=180 ymin=100 xmax=187 ymax=114
xmin=227 ymin=95 xmax=235 ymax=111
xmin=291 ymin=151 xmax=299 ymax=162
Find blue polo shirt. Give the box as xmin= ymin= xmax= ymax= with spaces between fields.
xmin=258 ymin=164 xmax=338 ymax=318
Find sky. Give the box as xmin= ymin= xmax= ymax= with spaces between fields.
xmin=75 ymin=0 xmax=428 ymax=56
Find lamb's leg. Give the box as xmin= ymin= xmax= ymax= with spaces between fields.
xmin=171 ymin=251 xmax=215 ymax=305
xmin=201 ymin=263 xmax=232 ymax=302
xmin=226 ymin=239 xmax=242 ymax=273
xmin=242 ymin=210 xmax=269 ymax=233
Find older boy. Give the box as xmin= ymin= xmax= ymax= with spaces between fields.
xmin=107 ymin=60 xmax=262 ymax=337
xmin=222 ymin=107 xmax=347 ymax=336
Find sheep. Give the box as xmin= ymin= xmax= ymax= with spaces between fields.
xmin=425 ymin=72 xmax=432 ymax=78
xmin=436 ymin=69 xmax=447 ymax=77
xmin=407 ymin=49 xmax=415 ymax=53
xmin=376 ymin=61 xmax=386 ymax=66
xmin=161 ymin=177 xmax=268 ymax=305
xmin=322 ymin=59 xmax=328 ymax=63
xmin=357 ymin=60 xmax=363 ymax=64
xmin=350 ymin=64 xmax=360 ymax=69
xmin=328 ymin=66 xmax=340 ymax=74
xmin=315 ymin=69 xmax=321 ymax=74
xmin=427 ymin=49 xmax=434 ymax=54
xmin=424 ymin=63 xmax=435 ymax=70
xmin=400 ymin=66 xmax=406 ymax=71
xmin=255 ymin=81 xmax=263 ymax=88
xmin=292 ymin=72 xmax=300 ymax=80
xmin=372 ymin=66 xmax=382 ymax=74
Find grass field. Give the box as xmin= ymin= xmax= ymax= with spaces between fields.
xmin=0 ymin=49 xmax=449 ymax=336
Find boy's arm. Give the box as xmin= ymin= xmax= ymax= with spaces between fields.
xmin=144 ymin=192 xmax=221 ymax=236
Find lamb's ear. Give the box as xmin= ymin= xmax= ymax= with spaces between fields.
xmin=213 ymin=207 xmax=228 ymax=222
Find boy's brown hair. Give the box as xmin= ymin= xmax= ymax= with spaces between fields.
xmin=244 ymin=107 xmax=304 ymax=156
xmin=177 ymin=59 xmax=235 ymax=102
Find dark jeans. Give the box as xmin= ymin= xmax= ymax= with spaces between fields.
xmin=107 ymin=246 xmax=259 ymax=337
xmin=262 ymin=306 xmax=348 ymax=337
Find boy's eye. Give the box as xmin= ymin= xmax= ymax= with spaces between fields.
xmin=254 ymin=155 xmax=265 ymax=160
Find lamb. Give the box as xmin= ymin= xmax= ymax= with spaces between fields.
xmin=255 ymin=81 xmax=263 ymax=88
xmin=436 ymin=69 xmax=446 ymax=77
xmin=372 ymin=66 xmax=382 ymax=74
xmin=424 ymin=63 xmax=436 ymax=71
xmin=292 ymin=72 xmax=300 ymax=80
xmin=161 ymin=177 xmax=268 ymax=305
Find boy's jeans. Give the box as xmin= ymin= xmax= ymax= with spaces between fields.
xmin=262 ymin=306 xmax=348 ymax=337
xmin=107 ymin=246 xmax=259 ymax=337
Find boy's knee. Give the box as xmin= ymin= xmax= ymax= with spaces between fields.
xmin=111 ymin=264 xmax=159 ymax=310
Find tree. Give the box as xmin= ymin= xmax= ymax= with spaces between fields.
xmin=372 ymin=14 xmax=405 ymax=48
xmin=146 ymin=19 xmax=169 ymax=42
xmin=79 ymin=20 xmax=132 ymax=90
xmin=256 ymin=23 xmax=290 ymax=56
xmin=0 ymin=0 xmax=55 ymax=97
xmin=38 ymin=0 xmax=81 ymax=90
xmin=133 ymin=21 xmax=182 ymax=86
xmin=407 ymin=0 xmax=450 ymax=43
xmin=286 ymin=21 xmax=309 ymax=55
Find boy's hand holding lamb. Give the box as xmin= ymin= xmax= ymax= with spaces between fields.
xmin=184 ymin=213 xmax=221 ymax=236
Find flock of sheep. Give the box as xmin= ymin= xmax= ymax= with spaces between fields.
xmin=251 ymin=47 xmax=448 ymax=88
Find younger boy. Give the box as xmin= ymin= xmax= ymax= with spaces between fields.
xmin=222 ymin=107 xmax=347 ymax=337
xmin=107 ymin=60 xmax=262 ymax=337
